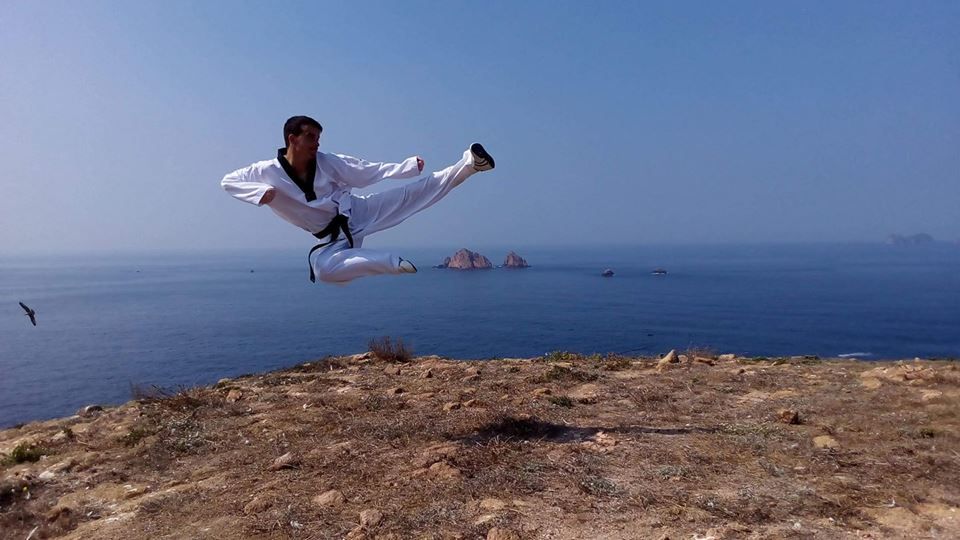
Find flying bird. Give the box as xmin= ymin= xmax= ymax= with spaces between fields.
xmin=19 ymin=301 xmax=37 ymax=326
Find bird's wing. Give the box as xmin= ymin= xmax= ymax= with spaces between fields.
xmin=29 ymin=314 xmax=37 ymax=326
xmin=19 ymin=301 xmax=30 ymax=313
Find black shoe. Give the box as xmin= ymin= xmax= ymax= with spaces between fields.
xmin=398 ymin=258 xmax=418 ymax=274
xmin=470 ymin=143 xmax=495 ymax=171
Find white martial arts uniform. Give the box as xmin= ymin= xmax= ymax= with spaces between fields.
xmin=221 ymin=148 xmax=479 ymax=283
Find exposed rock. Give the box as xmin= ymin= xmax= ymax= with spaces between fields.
xmin=590 ymin=431 xmax=618 ymax=447
xmin=463 ymin=399 xmax=478 ymax=408
xmin=479 ymin=498 xmax=507 ymax=511
xmin=601 ymin=268 xmax=614 ymax=277
xmin=487 ymin=527 xmax=521 ymax=540
xmin=384 ymin=366 xmax=401 ymax=376
xmin=243 ymin=495 xmax=272 ymax=514
xmin=428 ymin=461 xmax=462 ymax=479
xmin=533 ymin=388 xmax=552 ymax=396
xmin=413 ymin=443 xmax=460 ymax=468
xmin=813 ymin=435 xmax=839 ymax=449
xmin=345 ymin=526 xmax=366 ymax=539
xmin=443 ymin=402 xmax=462 ymax=412
xmin=349 ymin=352 xmax=375 ymax=362
xmin=420 ymin=369 xmax=433 ymax=379
xmin=465 ymin=366 xmax=481 ymax=376
xmin=225 ymin=390 xmax=243 ymax=403
xmin=313 ymin=489 xmax=346 ymax=507
xmin=77 ymin=405 xmax=103 ymax=417
xmin=778 ymin=409 xmax=801 ymax=425
xmin=386 ymin=387 xmax=405 ymax=396
xmin=46 ymin=458 xmax=77 ymax=474
xmin=502 ymin=251 xmax=529 ymax=268
xmin=461 ymin=374 xmax=480 ymax=383
xmin=359 ymin=509 xmax=383 ymax=528
xmin=434 ymin=256 xmax=452 ymax=269
xmin=569 ymin=384 xmax=599 ymax=404
xmin=446 ymin=249 xmax=493 ymax=270
xmin=718 ymin=354 xmax=737 ymax=361
xmin=474 ymin=514 xmax=497 ymax=526
xmin=656 ymin=350 xmax=679 ymax=372
xmin=46 ymin=505 xmax=72 ymax=523
xmin=269 ymin=452 xmax=300 ymax=470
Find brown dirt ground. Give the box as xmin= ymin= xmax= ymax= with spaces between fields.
xmin=1 ymin=352 xmax=959 ymax=539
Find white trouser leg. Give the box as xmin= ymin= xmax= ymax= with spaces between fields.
xmin=311 ymin=150 xmax=478 ymax=284
xmin=349 ymin=149 xmax=476 ymax=236
xmin=310 ymin=237 xmax=401 ymax=284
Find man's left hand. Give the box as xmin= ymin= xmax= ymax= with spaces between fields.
xmin=417 ymin=157 xmax=424 ymax=172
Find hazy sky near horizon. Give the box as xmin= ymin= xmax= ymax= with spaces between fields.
xmin=1 ymin=1 xmax=958 ymax=254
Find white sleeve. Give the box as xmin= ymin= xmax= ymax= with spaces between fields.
xmin=221 ymin=165 xmax=272 ymax=206
xmin=328 ymin=153 xmax=421 ymax=189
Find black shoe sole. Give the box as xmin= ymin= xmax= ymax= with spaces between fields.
xmin=470 ymin=143 xmax=495 ymax=169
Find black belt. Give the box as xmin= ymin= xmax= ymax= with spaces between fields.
xmin=308 ymin=214 xmax=354 ymax=282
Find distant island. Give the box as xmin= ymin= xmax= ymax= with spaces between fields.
xmin=887 ymin=233 xmax=934 ymax=246
xmin=434 ymin=249 xmax=531 ymax=270
xmin=502 ymin=251 xmax=529 ymax=268
xmin=435 ymin=249 xmax=493 ymax=270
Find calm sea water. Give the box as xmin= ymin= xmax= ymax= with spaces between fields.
xmin=1 ymin=244 xmax=958 ymax=427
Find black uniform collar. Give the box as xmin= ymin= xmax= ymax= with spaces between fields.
xmin=277 ymin=148 xmax=317 ymax=202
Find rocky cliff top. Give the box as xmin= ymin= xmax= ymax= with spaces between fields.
xmin=2 ymin=354 xmax=958 ymax=539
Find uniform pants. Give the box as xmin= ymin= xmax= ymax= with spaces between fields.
xmin=311 ymin=149 xmax=478 ymax=284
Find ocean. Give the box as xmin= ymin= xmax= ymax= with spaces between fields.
xmin=1 ymin=243 xmax=958 ymax=428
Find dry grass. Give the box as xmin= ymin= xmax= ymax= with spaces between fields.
xmin=368 ymin=336 xmax=413 ymax=363
xmin=1 ymin=442 xmax=47 ymax=466
xmin=529 ymin=364 xmax=599 ymax=384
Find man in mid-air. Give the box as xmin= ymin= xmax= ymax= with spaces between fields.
xmin=221 ymin=116 xmax=495 ymax=284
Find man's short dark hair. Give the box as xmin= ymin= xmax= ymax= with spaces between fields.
xmin=283 ymin=116 xmax=323 ymax=147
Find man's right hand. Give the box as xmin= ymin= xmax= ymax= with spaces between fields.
xmin=260 ymin=188 xmax=276 ymax=205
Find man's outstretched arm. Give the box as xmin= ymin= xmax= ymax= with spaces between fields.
xmin=221 ymin=165 xmax=275 ymax=206
xmin=328 ymin=153 xmax=424 ymax=189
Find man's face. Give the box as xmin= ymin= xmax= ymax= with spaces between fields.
xmin=289 ymin=125 xmax=321 ymax=155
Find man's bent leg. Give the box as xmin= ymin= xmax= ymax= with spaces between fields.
xmin=311 ymin=241 xmax=402 ymax=284
xmin=348 ymin=148 xmax=481 ymax=237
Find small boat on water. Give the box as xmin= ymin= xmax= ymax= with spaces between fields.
xmin=601 ymin=268 xmax=614 ymax=277
xmin=651 ymin=268 xmax=667 ymax=275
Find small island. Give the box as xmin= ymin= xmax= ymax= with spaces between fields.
xmin=502 ymin=251 xmax=530 ymax=268
xmin=439 ymin=248 xmax=493 ymax=270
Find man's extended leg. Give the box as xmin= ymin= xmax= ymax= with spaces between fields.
xmin=311 ymin=144 xmax=494 ymax=284
xmin=349 ymin=144 xmax=493 ymax=237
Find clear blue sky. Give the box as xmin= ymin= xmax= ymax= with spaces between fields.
xmin=1 ymin=1 xmax=957 ymax=254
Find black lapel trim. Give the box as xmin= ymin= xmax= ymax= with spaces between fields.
xmin=277 ymin=148 xmax=317 ymax=202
